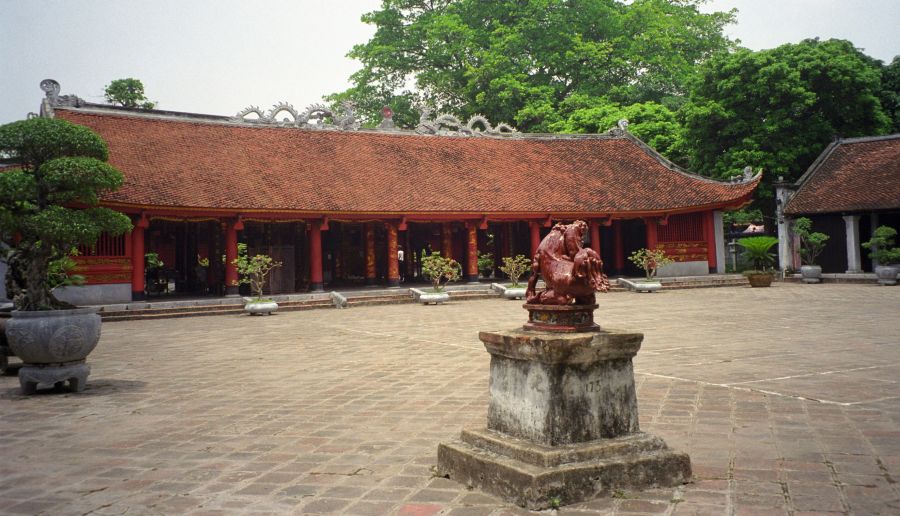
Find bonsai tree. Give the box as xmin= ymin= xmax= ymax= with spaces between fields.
xmin=477 ymin=251 xmax=494 ymax=277
xmin=499 ymin=254 xmax=531 ymax=287
xmin=794 ymin=217 xmax=830 ymax=265
xmin=0 ymin=117 xmax=132 ymax=310
xmin=628 ymin=247 xmax=674 ymax=281
xmin=421 ymin=251 xmax=461 ymax=292
xmin=862 ymin=225 xmax=900 ymax=265
xmin=232 ymin=252 xmax=282 ymax=301
xmin=737 ymin=236 xmax=779 ymax=272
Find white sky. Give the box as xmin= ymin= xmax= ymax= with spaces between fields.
xmin=1 ymin=0 xmax=898 ymax=124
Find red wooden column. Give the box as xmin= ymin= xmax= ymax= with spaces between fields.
xmin=441 ymin=222 xmax=453 ymax=259
xmin=704 ymin=210 xmax=718 ymax=273
xmin=613 ymin=220 xmax=625 ymax=273
xmin=224 ymin=218 xmax=244 ymax=296
xmin=645 ymin=218 xmax=658 ymax=250
xmin=386 ymin=222 xmax=400 ymax=287
xmin=130 ymin=215 xmax=149 ymax=301
xmin=364 ymin=223 xmax=376 ymax=285
xmin=466 ymin=223 xmax=479 ymax=282
xmin=309 ymin=221 xmax=324 ymax=291
xmin=590 ymin=220 xmax=602 ymax=256
xmin=530 ymin=222 xmax=541 ymax=256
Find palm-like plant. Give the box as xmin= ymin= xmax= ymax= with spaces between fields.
xmin=738 ymin=236 xmax=778 ymax=272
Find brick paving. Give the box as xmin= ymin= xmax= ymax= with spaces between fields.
xmin=1 ymin=283 xmax=898 ymax=515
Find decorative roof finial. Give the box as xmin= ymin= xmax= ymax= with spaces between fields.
xmin=617 ymin=119 xmax=629 ymax=131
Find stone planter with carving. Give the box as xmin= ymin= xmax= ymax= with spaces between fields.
xmin=5 ymin=307 xmax=101 ymax=394
xmin=419 ymin=291 xmax=450 ymax=305
xmin=746 ymin=272 xmax=774 ymax=288
xmin=244 ymin=299 xmax=279 ymax=315
xmin=633 ymin=280 xmax=663 ymax=293
xmin=800 ymin=265 xmax=822 ymax=284
xmin=874 ymin=265 xmax=899 ymax=286
xmin=502 ymin=287 xmax=527 ymax=300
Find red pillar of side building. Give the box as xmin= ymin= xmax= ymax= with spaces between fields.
xmin=704 ymin=210 xmax=717 ymax=273
xmin=590 ymin=220 xmax=602 ymax=256
xmin=387 ymin=222 xmax=400 ymax=287
xmin=645 ymin=217 xmax=659 ymax=250
xmin=130 ymin=215 xmax=149 ymax=301
xmin=309 ymin=221 xmax=324 ymax=291
xmin=441 ymin=222 xmax=453 ymax=259
xmin=466 ymin=223 xmax=479 ymax=282
xmin=530 ymin=222 xmax=541 ymax=256
xmin=613 ymin=220 xmax=625 ymax=274
xmin=364 ymin=223 xmax=376 ymax=285
xmin=224 ymin=218 xmax=244 ymax=296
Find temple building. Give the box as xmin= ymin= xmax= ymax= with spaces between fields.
xmin=779 ymin=134 xmax=900 ymax=273
xmin=32 ymin=81 xmax=759 ymax=304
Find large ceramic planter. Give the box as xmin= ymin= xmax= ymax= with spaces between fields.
xmin=874 ymin=265 xmax=899 ymax=286
xmin=244 ymin=299 xmax=279 ymax=315
xmin=420 ymin=291 xmax=450 ymax=305
xmin=4 ymin=307 xmax=100 ymax=393
xmin=800 ymin=265 xmax=822 ymax=284
xmin=746 ymin=272 xmax=774 ymax=288
xmin=633 ymin=280 xmax=662 ymax=293
xmin=502 ymin=287 xmax=527 ymax=300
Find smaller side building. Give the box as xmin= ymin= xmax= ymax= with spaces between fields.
xmin=779 ymin=134 xmax=900 ymax=273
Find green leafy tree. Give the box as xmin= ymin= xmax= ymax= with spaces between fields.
xmin=879 ymin=56 xmax=900 ymax=133
xmin=862 ymin=226 xmax=900 ymax=264
xmin=628 ymin=247 xmax=674 ymax=280
xmin=233 ymin=253 xmax=282 ymax=301
xmin=793 ymin=217 xmax=829 ymax=266
xmin=421 ymin=251 xmax=461 ymax=292
xmin=681 ymin=39 xmax=891 ymax=204
xmin=104 ymin=78 xmax=156 ymax=109
xmin=329 ymin=0 xmax=735 ymax=130
xmin=0 ymin=118 xmax=132 ymax=310
xmin=499 ymin=254 xmax=531 ymax=287
xmin=737 ymin=236 xmax=778 ymax=272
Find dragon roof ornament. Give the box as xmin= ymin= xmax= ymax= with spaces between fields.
xmin=415 ymin=109 xmax=518 ymax=137
xmin=38 ymin=79 xmax=86 ymax=118
xmin=231 ymin=101 xmax=360 ymax=131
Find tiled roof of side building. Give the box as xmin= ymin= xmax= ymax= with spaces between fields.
xmin=785 ymin=134 xmax=900 ymax=215
xmin=54 ymin=107 xmax=759 ymax=216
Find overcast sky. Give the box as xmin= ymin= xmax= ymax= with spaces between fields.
xmin=1 ymin=0 xmax=898 ymax=125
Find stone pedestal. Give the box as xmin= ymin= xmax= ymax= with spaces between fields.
xmin=19 ymin=362 xmax=90 ymax=394
xmin=437 ymin=324 xmax=691 ymax=509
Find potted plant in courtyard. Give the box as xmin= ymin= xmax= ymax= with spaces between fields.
xmin=499 ymin=254 xmax=531 ymax=299
xmin=233 ymin=251 xmax=283 ymax=314
xmin=862 ymin=225 xmax=900 ymax=286
xmin=477 ymin=251 xmax=494 ymax=279
xmin=794 ymin=217 xmax=829 ymax=283
xmin=627 ymin=247 xmax=673 ymax=292
xmin=418 ymin=252 xmax=461 ymax=304
xmin=738 ymin=236 xmax=779 ymax=287
xmin=0 ymin=117 xmax=132 ymax=394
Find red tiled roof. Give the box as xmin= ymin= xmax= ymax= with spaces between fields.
xmin=785 ymin=135 xmax=900 ymax=215
xmin=56 ymin=108 xmax=758 ymax=216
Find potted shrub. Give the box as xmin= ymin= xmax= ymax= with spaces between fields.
xmin=737 ymin=236 xmax=779 ymax=287
xmin=862 ymin=225 xmax=900 ymax=286
xmin=499 ymin=254 xmax=531 ymax=299
xmin=418 ymin=252 xmax=461 ymax=304
xmin=477 ymin=251 xmax=494 ymax=279
xmin=233 ymin=251 xmax=283 ymax=314
xmin=0 ymin=117 xmax=132 ymax=394
xmin=794 ymin=217 xmax=829 ymax=283
xmin=627 ymin=247 xmax=673 ymax=292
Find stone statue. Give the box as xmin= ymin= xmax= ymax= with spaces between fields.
xmin=525 ymin=220 xmax=609 ymax=305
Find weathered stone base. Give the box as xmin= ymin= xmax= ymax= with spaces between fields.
xmin=18 ymin=362 xmax=90 ymax=395
xmin=437 ymin=428 xmax=691 ymax=509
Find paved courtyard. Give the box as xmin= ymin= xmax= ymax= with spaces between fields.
xmin=1 ymin=283 xmax=898 ymax=515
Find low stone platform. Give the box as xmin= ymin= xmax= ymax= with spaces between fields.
xmin=437 ymin=325 xmax=691 ymax=508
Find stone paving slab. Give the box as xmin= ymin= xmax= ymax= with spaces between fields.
xmin=1 ymin=283 xmax=899 ymax=515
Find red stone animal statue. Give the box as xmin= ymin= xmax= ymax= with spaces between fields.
xmin=525 ymin=221 xmax=610 ymax=305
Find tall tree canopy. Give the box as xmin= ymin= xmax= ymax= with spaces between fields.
xmin=329 ymin=0 xmax=736 ymax=131
xmin=680 ymin=38 xmax=891 ymax=201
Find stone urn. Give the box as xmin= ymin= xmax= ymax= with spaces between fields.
xmin=243 ymin=299 xmax=279 ymax=315
xmin=746 ymin=272 xmax=774 ymax=287
xmin=800 ymin=265 xmax=822 ymax=284
xmin=634 ymin=280 xmax=663 ymax=293
xmin=874 ymin=265 xmax=899 ymax=286
xmin=419 ymin=291 xmax=450 ymax=305
xmin=4 ymin=307 xmax=101 ymax=394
